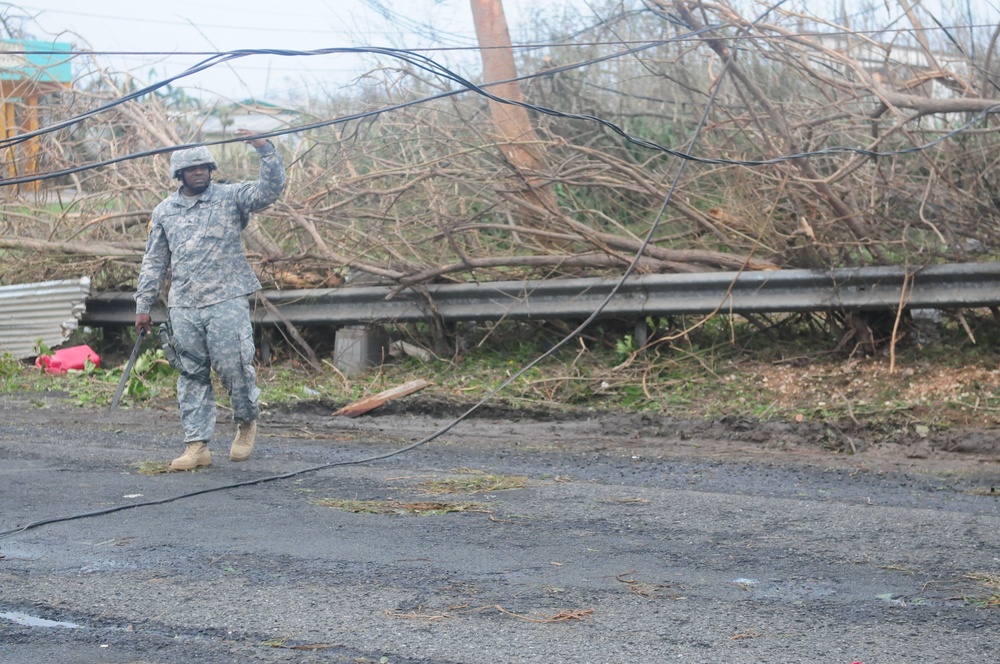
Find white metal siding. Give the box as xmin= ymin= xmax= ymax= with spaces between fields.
xmin=0 ymin=277 xmax=92 ymax=359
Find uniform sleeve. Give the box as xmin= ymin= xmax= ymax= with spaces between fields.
xmin=134 ymin=215 xmax=170 ymax=315
xmin=234 ymin=141 xmax=286 ymax=228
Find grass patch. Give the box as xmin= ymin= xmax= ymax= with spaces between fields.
xmin=418 ymin=469 xmax=529 ymax=495
xmin=312 ymin=498 xmax=487 ymax=516
xmin=132 ymin=460 xmax=172 ymax=475
xmin=0 ymin=342 xmax=179 ymax=409
xmin=132 ymin=460 xmax=211 ymax=475
xmin=966 ymin=573 xmax=1000 ymax=608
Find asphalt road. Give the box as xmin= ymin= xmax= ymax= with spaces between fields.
xmin=1 ymin=391 xmax=998 ymax=663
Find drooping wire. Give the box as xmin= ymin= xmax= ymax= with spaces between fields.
xmin=0 ymin=32 xmax=717 ymax=181
xmin=0 ymin=45 xmax=457 ymax=151
xmin=1 ymin=28 xmax=997 ymax=188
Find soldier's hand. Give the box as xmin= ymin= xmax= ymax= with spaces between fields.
xmin=136 ymin=314 xmax=152 ymax=336
xmin=235 ymin=128 xmax=269 ymax=148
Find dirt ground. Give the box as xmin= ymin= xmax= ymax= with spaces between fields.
xmin=365 ymin=380 xmax=1000 ymax=479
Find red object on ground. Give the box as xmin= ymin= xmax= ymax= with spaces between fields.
xmin=35 ymin=345 xmax=100 ymax=374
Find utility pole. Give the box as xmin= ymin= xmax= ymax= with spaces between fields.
xmin=469 ymin=0 xmax=561 ymax=231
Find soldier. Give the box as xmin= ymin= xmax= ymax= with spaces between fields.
xmin=134 ymin=129 xmax=285 ymax=471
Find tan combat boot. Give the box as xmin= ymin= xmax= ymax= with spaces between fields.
xmin=230 ymin=421 xmax=257 ymax=462
xmin=170 ymin=441 xmax=211 ymax=471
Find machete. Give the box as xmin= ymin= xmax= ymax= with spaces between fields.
xmin=109 ymin=329 xmax=147 ymax=410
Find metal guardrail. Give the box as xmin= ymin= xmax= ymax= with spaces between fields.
xmin=81 ymin=262 xmax=1000 ymax=327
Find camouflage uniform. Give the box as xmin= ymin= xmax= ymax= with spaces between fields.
xmin=134 ymin=141 xmax=285 ymax=445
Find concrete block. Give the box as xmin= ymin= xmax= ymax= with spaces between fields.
xmin=333 ymin=325 xmax=388 ymax=377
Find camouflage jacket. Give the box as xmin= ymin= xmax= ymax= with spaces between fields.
xmin=134 ymin=142 xmax=285 ymax=314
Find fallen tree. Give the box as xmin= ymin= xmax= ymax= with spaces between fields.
xmin=0 ymin=0 xmax=996 ymax=298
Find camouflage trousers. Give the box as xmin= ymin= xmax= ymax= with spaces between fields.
xmin=169 ymin=297 xmax=260 ymax=444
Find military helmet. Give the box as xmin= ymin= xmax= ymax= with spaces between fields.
xmin=170 ymin=146 xmax=218 ymax=179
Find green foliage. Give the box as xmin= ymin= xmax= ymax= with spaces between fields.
xmin=258 ymin=365 xmax=330 ymax=404
xmin=34 ymin=338 xmax=52 ymax=357
xmin=0 ymin=353 xmax=22 ymax=379
xmin=615 ymin=334 xmax=637 ymax=362
xmin=124 ymin=348 xmax=176 ymax=399
xmin=67 ymin=347 xmax=177 ymax=406
xmin=0 ymin=353 xmax=48 ymax=394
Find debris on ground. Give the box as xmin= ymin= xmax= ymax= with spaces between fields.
xmin=333 ymin=379 xmax=432 ymax=417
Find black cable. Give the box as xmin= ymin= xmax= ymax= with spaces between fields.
xmin=1 ymin=10 xmax=990 ymax=154
xmin=0 ymin=443 xmax=431 ymax=539
xmin=0 ymin=37 xmax=690 ymax=154
xmin=2 ymin=33 xmax=997 ymax=187
xmin=0 ymin=45 xmax=444 ymax=150
xmin=0 ymin=34 xmax=715 ymax=180
xmin=2 ymin=13 xmax=987 ymax=150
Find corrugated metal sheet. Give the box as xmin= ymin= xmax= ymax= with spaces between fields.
xmin=0 ymin=277 xmax=91 ymax=359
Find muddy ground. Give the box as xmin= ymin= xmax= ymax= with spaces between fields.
xmin=1 ymin=389 xmax=999 ymax=663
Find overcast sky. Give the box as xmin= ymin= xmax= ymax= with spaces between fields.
xmin=9 ymin=0 xmax=986 ymax=103
xmin=12 ymin=0 xmax=597 ymax=102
